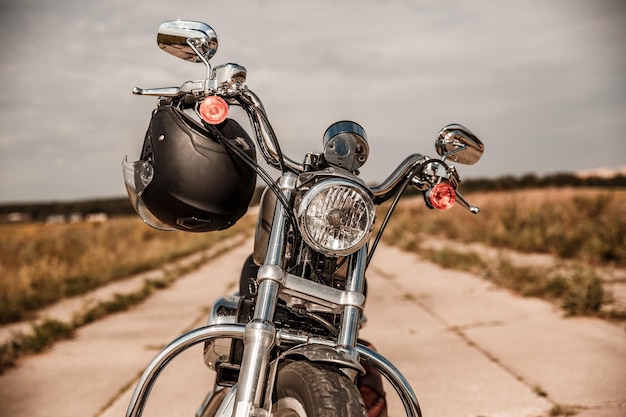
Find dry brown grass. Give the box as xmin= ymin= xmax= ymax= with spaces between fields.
xmin=385 ymin=188 xmax=626 ymax=267
xmin=0 ymin=215 xmax=255 ymax=324
xmin=381 ymin=187 xmax=626 ymax=317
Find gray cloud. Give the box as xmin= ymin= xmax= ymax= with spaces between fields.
xmin=0 ymin=0 xmax=624 ymax=202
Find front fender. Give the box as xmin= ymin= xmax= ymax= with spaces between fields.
xmin=268 ymin=342 xmax=422 ymax=417
xmin=280 ymin=343 xmax=365 ymax=374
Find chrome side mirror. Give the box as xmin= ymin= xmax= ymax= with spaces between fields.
xmin=157 ymin=20 xmax=218 ymax=64
xmin=435 ymin=124 xmax=484 ymax=165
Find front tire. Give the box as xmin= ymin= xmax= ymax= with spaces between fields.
xmin=273 ymin=361 xmax=367 ymax=417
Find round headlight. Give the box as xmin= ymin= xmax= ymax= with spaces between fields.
xmin=297 ymin=179 xmax=375 ymax=256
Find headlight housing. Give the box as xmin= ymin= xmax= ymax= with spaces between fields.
xmin=297 ymin=179 xmax=375 ymax=256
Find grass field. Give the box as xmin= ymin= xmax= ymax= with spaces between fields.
xmin=0 ymin=188 xmax=624 ymax=371
xmin=0 ymin=215 xmax=255 ymax=325
xmin=2 ymin=187 xmax=624 ymax=325
xmin=384 ymin=188 xmax=626 ymax=267
xmin=382 ymin=187 xmax=626 ymax=318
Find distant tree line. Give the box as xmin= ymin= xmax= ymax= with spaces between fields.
xmin=0 ymin=188 xmax=266 ymax=223
xmin=399 ymin=171 xmax=626 ymax=197
xmin=1 ymin=172 xmax=623 ymax=222
xmin=0 ymin=197 xmax=135 ymax=222
xmin=460 ymin=172 xmax=626 ymax=192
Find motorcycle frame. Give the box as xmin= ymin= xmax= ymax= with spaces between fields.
xmin=124 ymin=171 xmax=423 ymax=417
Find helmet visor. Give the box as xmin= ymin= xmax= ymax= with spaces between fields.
xmin=122 ymin=156 xmax=175 ymax=231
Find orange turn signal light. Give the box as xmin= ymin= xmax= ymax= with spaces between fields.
xmin=199 ymin=96 xmax=229 ymax=125
xmin=429 ymin=182 xmax=456 ymax=210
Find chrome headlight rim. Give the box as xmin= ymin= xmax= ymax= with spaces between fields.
xmin=296 ymin=178 xmax=375 ymax=256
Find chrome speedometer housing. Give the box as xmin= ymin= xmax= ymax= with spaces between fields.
xmin=297 ymin=178 xmax=375 ymax=256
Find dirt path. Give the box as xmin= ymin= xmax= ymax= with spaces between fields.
xmin=0 ymin=240 xmax=624 ymax=417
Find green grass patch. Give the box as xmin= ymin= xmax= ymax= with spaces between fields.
xmin=420 ymin=247 xmax=608 ymax=318
xmin=549 ymin=404 xmax=578 ymax=416
xmin=0 ymin=279 xmax=159 ymax=373
xmin=558 ymin=269 xmax=605 ymax=316
xmin=0 ymin=246 xmax=226 ymax=374
xmin=0 ymin=318 xmax=75 ymax=371
xmin=421 ymin=247 xmax=487 ymax=275
xmin=379 ymin=188 xmax=625 ymax=319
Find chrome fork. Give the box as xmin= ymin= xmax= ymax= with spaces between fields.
xmin=232 ymin=172 xmax=296 ymax=417
xmin=233 ymin=171 xmax=369 ymax=417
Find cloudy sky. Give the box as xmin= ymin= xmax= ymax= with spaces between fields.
xmin=0 ymin=0 xmax=624 ymax=203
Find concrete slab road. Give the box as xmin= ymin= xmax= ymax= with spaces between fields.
xmin=0 ymin=241 xmax=624 ymax=417
xmin=359 ymin=244 xmax=626 ymax=417
xmin=0 ymin=240 xmax=251 ymax=417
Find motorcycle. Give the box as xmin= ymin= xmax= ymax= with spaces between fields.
xmin=123 ymin=20 xmax=484 ymax=417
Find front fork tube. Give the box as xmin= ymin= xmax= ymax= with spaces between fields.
xmin=337 ymin=245 xmax=367 ymax=352
xmin=233 ymin=173 xmax=296 ymax=417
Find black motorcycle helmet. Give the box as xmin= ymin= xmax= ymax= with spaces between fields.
xmin=123 ymin=105 xmax=256 ymax=232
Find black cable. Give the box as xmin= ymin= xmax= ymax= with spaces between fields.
xmin=236 ymin=93 xmax=286 ymax=172
xmin=366 ymin=160 xmax=432 ymax=267
xmin=205 ymin=123 xmax=300 ymax=234
xmin=255 ymin=106 xmax=287 ymax=172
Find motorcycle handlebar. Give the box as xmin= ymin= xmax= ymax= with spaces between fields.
xmin=369 ymin=154 xmax=480 ymax=213
xmin=369 ymin=154 xmax=428 ymax=204
xmin=238 ymin=90 xmax=305 ymax=173
xmin=241 ymin=93 xmax=478 ymax=211
xmin=133 ymin=81 xmax=478 ymax=212
xmin=132 ymin=86 xmax=181 ymax=96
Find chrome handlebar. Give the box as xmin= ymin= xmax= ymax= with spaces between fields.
xmin=367 ymin=154 xmax=480 ymax=213
xmin=237 ymin=89 xmax=305 ymax=173
xmin=132 ymin=80 xmax=206 ymax=97
xmin=132 ymin=86 xmax=182 ymax=96
xmin=369 ymin=154 xmax=428 ymax=204
xmin=133 ymin=79 xmax=305 ymax=173
xmin=133 ymin=79 xmax=479 ymax=212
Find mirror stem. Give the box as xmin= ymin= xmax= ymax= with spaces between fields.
xmin=441 ymin=145 xmax=467 ymax=162
xmin=186 ymin=39 xmax=212 ymax=78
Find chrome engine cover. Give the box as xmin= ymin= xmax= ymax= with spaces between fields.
xmin=203 ymin=295 xmax=241 ymax=370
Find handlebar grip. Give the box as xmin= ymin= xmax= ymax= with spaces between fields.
xmin=133 ymin=86 xmax=181 ymax=97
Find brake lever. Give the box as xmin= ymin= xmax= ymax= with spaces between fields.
xmin=455 ymin=190 xmax=480 ymax=214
